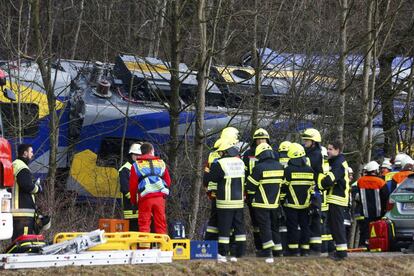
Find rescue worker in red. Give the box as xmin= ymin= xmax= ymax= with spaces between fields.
xmin=354 ymin=161 xmax=385 ymax=247
xmin=11 ymin=144 xmax=45 ymax=240
xmin=129 ymin=142 xmax=171 ymax=234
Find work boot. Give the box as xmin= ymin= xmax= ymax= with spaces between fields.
xmin=265 ymin=257 xmax=274 ymax=263
xmin=217 ymin=254 xmax=227 ymax=263
xmin=329 ymin=252 xmax=347 ymax=261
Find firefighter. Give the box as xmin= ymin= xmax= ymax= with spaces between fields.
xmin=204 ymin=127 xmax=239 ymax=240
xmin=129 ymin=143 xmax=171 ymax=234
xmin=118 ymin=143 xmax=141 ymax=231
xmin=277 ymin=140 xmax=291 ymax=254
xmin=282 ymin=143 xmax=315 ymax=256
xmin=354 ymin=161 xmax=385 ymax=247
xmin=318 ymin=140 xmax=350 ymax=260
xmin=320 ymin=146 xmax=334 ymax=254
xmin=243 ymin=128 xmax=271 ymax=252
xmin=208 ymin=140 xmax=246 ymax=262
xmin=11 ymin=144 xmax=45 ymax=240
xmin=301 ymin=128 xmax=323 ymax=255
xmin=204 ymin=137 xmax=229 ymax=240
xmin=278 ymin=141 xmax=291 ymax=168
xmin=246 ymin=143 xmax=284 ymax=263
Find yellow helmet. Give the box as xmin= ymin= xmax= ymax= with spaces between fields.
xmin=255 ymin=143 xmax=273 ymax=156
xmin=301 ymin=128 xmax=321 ymax=143
xmin=287 ymin=143 xmax=306 ymax=159
xmin=220 ymin=127 xmax=239 ymax=143
xmin=278 ymin=141 xmax=291 ymax=152
xmin=253 ymin=128 xmax=270 ymax=140
xmin=213 ymin=138 xmax=227 ymax=150
xmin=217 ymin=140 xmax=236 ymax=152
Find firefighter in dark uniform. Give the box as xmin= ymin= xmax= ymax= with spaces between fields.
xmin=277 ymin=140 xmax=291 ymax=254
xmin=320 ymin=146 xmax=335 ymax=253
xmin=204 ymin=137 xmax=229 ymax=239
xmin=282 ymin=143 xmax=315 ymax=256
xmin=119 ymin=143 xmax=141 ymax=231
xmin=243 ymin=128 xmax=271 ymax=252
xmin=204 ymin=127 xmax=239 ymax=240
xmin=208 ymin=141 xmax=246 ymax=263
xmin=246 ymin=143 xmax=284 ymax=263
xmin=354 ymin=161 xmax=385 ymax=247
xmin=318 ymin=141 xmax=350 ymax=260
xmin=301 ymin=128 xmax=323 ymax=254
xmin=11 ymin=144 xmax=43 ymax=240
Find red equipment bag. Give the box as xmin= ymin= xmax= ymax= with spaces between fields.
xmin=5 ymin=234 xmax=47 ymax=254
xmin=368 ymin=219 xmax=395 ymax=252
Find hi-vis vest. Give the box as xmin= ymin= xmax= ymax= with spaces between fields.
xmin=215 ymin=157 xmax=245 ymax=209
xmin=133 ymin=159 xmax=169 ymax=197
xmin=12 ymin=159 xmax=37 ymax=217
xmin=118 ymin=162 xmax=138 ymax=219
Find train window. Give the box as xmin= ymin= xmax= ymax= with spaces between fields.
xmin=96 ymin=137 xmax=144 ymax=168
xmin=0 ymin=103 xmax=39 ymax=137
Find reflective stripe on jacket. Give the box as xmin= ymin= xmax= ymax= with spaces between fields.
xmin=283 ymin=158 xmax=315 ymax=209
xmin=209 ymin=155 xmax=245 ymax=209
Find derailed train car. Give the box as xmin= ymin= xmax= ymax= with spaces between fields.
xmin=0 ymin=54 xmax=354 ymax=200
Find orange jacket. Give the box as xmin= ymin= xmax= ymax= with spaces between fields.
xmin=357 ymin=175 xmax=385 ymax=190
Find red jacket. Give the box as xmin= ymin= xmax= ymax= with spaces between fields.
xmin=129 ymin=154 xmax=171 ymax=205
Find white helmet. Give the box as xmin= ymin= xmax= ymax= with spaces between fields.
xmin=394 ymin=153 xmax=411 ymax=168
xmin=365 ymin=161 xmax=380 ymax=172
xmin=129 ymin=143 xmax=142 ymax=155
xmin=348 ymin=167 xmax=354 ymax=174
xmin=381 ymin=158 xmax=392 ymax=170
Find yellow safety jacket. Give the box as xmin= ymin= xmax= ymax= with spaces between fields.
xmin=118 ymin=162 xmax=138 ymax=219
xmin=12 ymin=159 xmax=37 ymax=218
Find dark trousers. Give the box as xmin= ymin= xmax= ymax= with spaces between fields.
xmin=205 ymin=199 xmax=218 ymax=240
xmin=328 ymin=204 xmax=348 ymax=258
xmin=321 ymin=210 xmax=335 ymax=253
xmin=309 ymin=205 xmax=322 ymax=252
xmin=358 ymin=217 xmax=377 ymax=247
xmin=279 ymin=207 xmax=288 ymax=255
xmin=12 ymin=216 xmax=35 ymax=241
xmin=217 ymin=208 xmax=246 ymax=257
xmin=254 ymin=208 xmax=282 ymax=257
xmin=128 ymin=218 xmax=139 ymax=231
xmin=285 ymin=207 xmax=310 ymax=255
xmin=247 ymin=199 xmax=261 ymax=251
